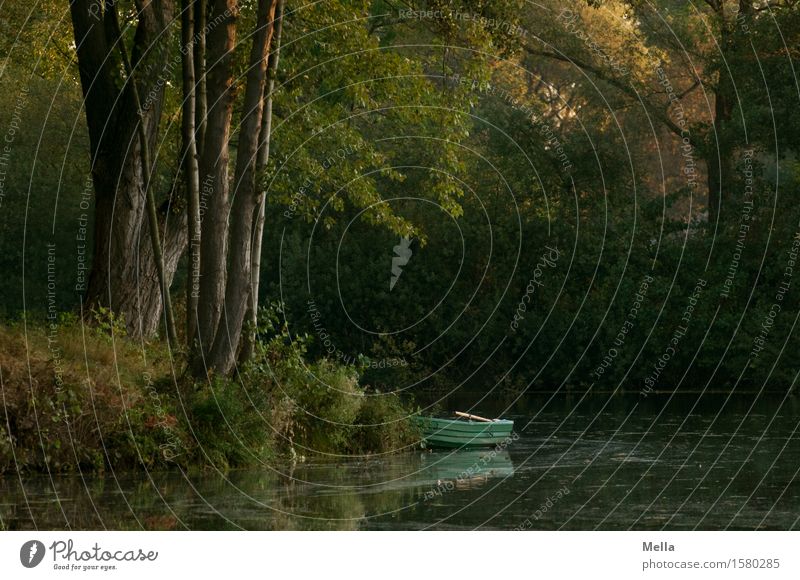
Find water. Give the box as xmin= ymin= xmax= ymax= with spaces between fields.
xmin=2 ymin=394 xmax=799 ymax=530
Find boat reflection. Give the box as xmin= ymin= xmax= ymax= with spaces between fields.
xmin=372 ymin=449 xmax=515 ymax=497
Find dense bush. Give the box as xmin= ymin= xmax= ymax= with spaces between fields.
xmin=0 ymin=313 xmax=418 ymax=474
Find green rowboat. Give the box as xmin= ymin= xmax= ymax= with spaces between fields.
xmin=415 ymin=414 xmax=515 ymax=449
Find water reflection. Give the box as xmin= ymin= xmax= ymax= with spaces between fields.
xmin=1 ymin=394 xmax=798 ymax=530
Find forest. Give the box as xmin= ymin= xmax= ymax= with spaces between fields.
xmin=1 ymin=0 xmax=799 ymax=474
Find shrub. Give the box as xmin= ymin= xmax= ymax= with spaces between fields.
xmin=187 ymin=378 xmax=275 ymax=470
xmin=0 ymin=318 xmax=176 ymax=473
xmin=0 ymin=310 xmax=418 ymax=475
xmin=349 ymin=391 xmax=419 ymax=454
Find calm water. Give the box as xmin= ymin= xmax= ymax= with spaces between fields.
xmin=2 ymin=394 xmax=799 ymax=530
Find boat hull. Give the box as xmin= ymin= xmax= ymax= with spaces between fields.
xmin=415 ymin=417 xmax=515 ymax=449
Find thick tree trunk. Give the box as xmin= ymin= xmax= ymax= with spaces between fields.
xmin=107 ymin=1 xmax=179 ymax=348
xmin=206 ymin=0 xmax=278 ymax=375
xmin=70 ymin=0 xmax=185 ymax=339
xmin=193 ymin=0 xmax=238 ymax=373
xmin=86 ymin=146 xmax=187 ymax=338
xmin=239 ymin=0 xmax=285 ymax=364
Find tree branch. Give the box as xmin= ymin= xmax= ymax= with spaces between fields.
xmin=523 ymin=44 xmax=685 ymax=137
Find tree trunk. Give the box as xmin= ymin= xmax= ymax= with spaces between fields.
xmin=86 ymin=146 xmax=187 ymax=338
xmin=182 ymin=0 xmax=202 ymax=345
xmin=206 ymin=0 xmax=279 ymax=375
xmin=239 ymin=0 xmax=285 ymax=364
xmin=705 ymin=1 xmax=750 ymax=225
xmin=707 ymin=62 xmax=734 ymax=225
xmin=70 ymin=0 xmax=185 ymax=339
xmin=194 ymin=0 xmax=208 ymax=156
xmin=193 ymin=0 xmax=238 ymax=373
xmin=106 ymin=1 xmax=179 ymax=348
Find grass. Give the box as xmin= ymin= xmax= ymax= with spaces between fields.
xmin=0 ymin=313 xmax=418 ymax=475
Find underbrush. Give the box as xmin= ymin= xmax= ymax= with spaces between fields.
xmin=0 ymin=312 xmax=418 ymax=474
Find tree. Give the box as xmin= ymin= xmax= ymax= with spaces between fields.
xmin=182 ymin=0 xmax=202 ymax=342
xmin=518 ymin=0 xmax=799 ymax=223
xmin=69 ymin=0 xmax=186 ymax=338
xmin=191 ymin=0 xmax=280 ymax=376
xmin=239 ymin=0 xmax=286 ymax=363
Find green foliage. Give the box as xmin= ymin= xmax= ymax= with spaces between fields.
xmin=276 ymin=359 xmax=365 ymax=453
xmin=0 ymin=312 xmax=418 ymax=475
xmin=260 ymin=0 xmax=800 ymax=401
xmin=188 ymin=378 xmax=275 ymax=469
xmin=0 ymin=73 xmax=90 ymax=319
xmin=90 ymin=306 xmax=128 ymax=339
xmin=3 ymin=1 xmax=800 ymax=484
xmin=350 ymin=391 xmax=420 ymax=454
xmin=242 ymin=304 xmax=419 ymax=455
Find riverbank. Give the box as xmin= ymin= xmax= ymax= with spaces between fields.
xmin=3 ymin=392 xmax=798 ymax=530
xmin=0 ymin=314 xmax=417 ymax=475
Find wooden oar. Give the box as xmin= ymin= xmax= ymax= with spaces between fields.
xmin=455 ymin=411 xmax=494 ymax=422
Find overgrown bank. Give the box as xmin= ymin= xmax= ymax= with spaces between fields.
xmin=0 ymin=313 xmax=418 ymax=475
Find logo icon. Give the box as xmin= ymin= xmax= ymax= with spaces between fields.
xmin=390 ymin=236 xmax=413 ymax=291
xmin=20 ymin=540 xmax=46 ymax=568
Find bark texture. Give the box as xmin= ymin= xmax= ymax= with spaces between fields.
xmin=239 ymin=0 xmax=285 ymax=364
xmin=182 ymin=0 xmax=202 ymax=344
xmin=70 ymin=0 xmax=186 ymax=338
xmin=194 ymin=0 xmax=208 ymax=156
xmin=706 ymin=1 xmax=734 ymax=225
xmin=206 ymin=0 xmax=279 ymax=375
xmin=193 ymin=0 xmax=238 ymax=370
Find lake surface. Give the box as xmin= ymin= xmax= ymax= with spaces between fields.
xmin=2 ymin=393 xmax=799 ymax=530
